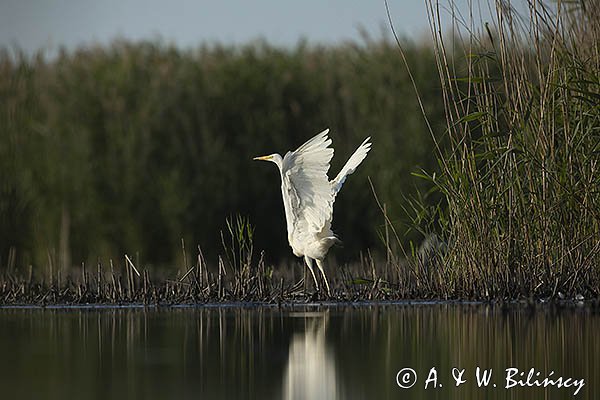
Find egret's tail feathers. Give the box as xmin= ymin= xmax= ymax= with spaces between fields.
xmin=331 ymin=137 xmax=372 ymax=195
xmin=326 ymin=236 xmax=342 ymax=246
xmin=319 ymin=236 xmax=342 ymax=254
xmin=331 ymin=237 xmax=343 ymax=248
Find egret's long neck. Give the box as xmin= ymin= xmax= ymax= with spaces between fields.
xmin=272 ymin=154 xmax=295 ymax=241
xmin=271 ymin=153 xmax=284 ymax=173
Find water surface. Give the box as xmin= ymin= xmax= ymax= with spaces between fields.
xmin=0 ymin=303 xmax=597 ymax=399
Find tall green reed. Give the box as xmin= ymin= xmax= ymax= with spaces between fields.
xmin=417 ymin=0 xmax=600 ymax=298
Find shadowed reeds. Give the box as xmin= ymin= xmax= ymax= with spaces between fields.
xmin=389 ymin=0 xmax=600 ymax=300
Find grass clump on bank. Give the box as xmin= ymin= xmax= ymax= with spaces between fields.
xmin=0 ymin=215 xmax=420 ymax=304
xmin=401 ymin=0 xmax=600 ymax=299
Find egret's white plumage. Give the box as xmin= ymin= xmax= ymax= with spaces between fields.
xmin=254 ymin=128 xmax=372 ymax=295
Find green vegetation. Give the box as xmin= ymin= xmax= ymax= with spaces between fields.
xmin=402 ymin=0 xmax=600 ymax=299
xmin=1 ymin=1 xmax=598 ymax=302
xmin=0 ymin=38 xmax=444 ymax=273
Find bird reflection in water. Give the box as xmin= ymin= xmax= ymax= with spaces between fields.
xmin=282 ymin=312 xmax=339 ymax=400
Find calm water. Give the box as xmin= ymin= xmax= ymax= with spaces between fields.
xmin=0 ymin=303 xmax=597 ymax=399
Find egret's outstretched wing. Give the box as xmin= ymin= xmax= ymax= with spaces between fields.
xmin=331 ymin=137 xmax=371 ymax=196
xmin=281 ymin=129 xmax=334 ymax=235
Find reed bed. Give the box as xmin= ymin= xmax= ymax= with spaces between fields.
xmin=0 ymin=38 xmax=443 ymax=269
xmin=391 ymin=0 xmax=600 ymax=299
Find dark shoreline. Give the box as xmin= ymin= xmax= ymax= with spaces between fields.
xmin=2 ymin=299 xmax=598 ymax=309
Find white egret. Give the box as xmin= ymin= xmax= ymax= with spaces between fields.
xmin=254 ymin=129 xmax=372 ymax=296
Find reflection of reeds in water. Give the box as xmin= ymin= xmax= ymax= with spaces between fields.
xmin=0 ymin=305 xmax=598 ymax=399
xmin=283 ymin=313 xmax=339 ymax=400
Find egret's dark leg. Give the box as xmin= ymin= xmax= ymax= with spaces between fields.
xmin=316 ymin=259 xmax=331 ymax=296
xmin=304 ymin=256 xmax=320 ymax=292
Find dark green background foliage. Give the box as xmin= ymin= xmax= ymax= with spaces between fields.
xmin=0 ymin=39 xmax=445 ymax=268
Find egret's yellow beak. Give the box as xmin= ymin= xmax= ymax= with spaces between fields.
xmin=253 ymin=155 xmax=273 ymax=161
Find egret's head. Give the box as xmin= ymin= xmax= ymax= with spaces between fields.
xmin=253 ymin=153 xmax=283 ymax=170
